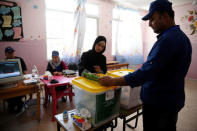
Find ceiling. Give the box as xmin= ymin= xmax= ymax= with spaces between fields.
xmin=112 ymin=0 xmax=195 ymax=10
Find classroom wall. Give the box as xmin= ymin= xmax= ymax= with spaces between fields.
xmin=175 ymin=3 xmax=197 ymax=79
xmin=142 ymin=2 xmax=197 ymax=79
xmin=0 ymin=0 xmax=47 ymax=74
xmin=0 ymin=0 xmax=115 ymax=74
xmin=1 ymin=0 xmax=196 ymax=79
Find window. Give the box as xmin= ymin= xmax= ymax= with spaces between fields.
xmin=112 ymin=7 xmax=143 ymax=56
xmin=45 ymin=0 xmax=75 ymax=59
xmin=82 ymin=3 xmax=99 ymax=53
xmin=45 ymin=1 xmax=98 ymax=60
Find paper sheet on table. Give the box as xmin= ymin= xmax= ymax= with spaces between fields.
xmin=23 ymin=74 xmax=33 ymax=79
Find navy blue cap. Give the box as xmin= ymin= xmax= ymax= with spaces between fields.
xmin=142 ymin=0 xmax=173 ymax=21
xmin=52 ymin=50 xmax=59 ymax=56
xmin=5 ymin=46 xmax=15 ymax=53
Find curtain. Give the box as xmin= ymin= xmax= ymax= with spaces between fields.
xmin=62 ymin=0 xmax=87 ymax=64
xmin=113 ymin=6 xmax=144 ymax=66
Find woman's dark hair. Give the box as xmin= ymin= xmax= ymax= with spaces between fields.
xmin=92 ymin=36 xmax=107 ymax=54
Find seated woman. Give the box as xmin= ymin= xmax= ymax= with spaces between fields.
xmin=46 ymin=50 xmax=68 ymax=102
xmin=47 ymin=50 xmax=68 ymax=75
xmin=78 ymin=36 xmax=107 ymax=76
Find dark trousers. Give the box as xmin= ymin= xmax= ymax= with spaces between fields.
xmin=6 ymin=96 xmax=24 ymax=112
xmin=142 ymin=104 xmax=178 ymax=131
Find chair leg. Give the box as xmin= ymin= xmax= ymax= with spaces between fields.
xmin=68 ymin=84 xmax=73 ymax=102
xmin=44 ymin=86 xmax=49 ymax=107
xmin=69 ymin=95 xmax=72 ymax=102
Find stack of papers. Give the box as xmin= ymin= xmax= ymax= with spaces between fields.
xmin=23 ymin=79 xmax=37 ymax=85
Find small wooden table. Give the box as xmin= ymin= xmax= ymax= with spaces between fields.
xmin=55 ymin=109 xmax=118 ymax=131
xmin=0 ymin=82 xmax=42 ymax=120
xmin=55 ymin=105 xmax=142 ymax=131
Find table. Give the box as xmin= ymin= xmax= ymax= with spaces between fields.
xmin=107 ymin=61 xmax=120 ymax=65
xmin=119 ymin=105 xmax=143 ymax=131
xmin=107 ymin=63 xmax=129 ymax=70
xmin=55 ymin=109 xmax=117 ymax=131
xmin=0 ymin=82 xmax=42 ymax=120
xmin=54 ymin=105 xmax=143 ymax=131
xmin=41 ymin=75 xmax=75 ymax=121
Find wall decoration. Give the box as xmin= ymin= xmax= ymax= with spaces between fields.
xmin=0 ymin=0 xmax=23 ymax=41
xmin=2 ymin=15 xmax=12 ymax=27
xmin=26 ymin=0 xmax=31 ymax=2
xmin=0 ymin=29 xmax=3 ymax=40
xmin=0 ymin=1 xmax=14 ymax=6
xmin=4 ymin=29 xmax=14 ymax=37
xmin=11 ymin=6 xmax=22 ymax=19
xmin=13 ymin=27 xmax=22 ymax=39
xmin=33 ymin=5 xmax=38 ymax=9
xmin=181 ymin=9 xmax=197 ymax=35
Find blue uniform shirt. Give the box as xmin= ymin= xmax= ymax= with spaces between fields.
xmin=124 ymin=25 xmax=192 ymax=112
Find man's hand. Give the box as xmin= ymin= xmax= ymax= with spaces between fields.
xmin=99 ymin=76 xmax=114 ymax=86
xmin=99 ymin=76 xmax=127 ymax=86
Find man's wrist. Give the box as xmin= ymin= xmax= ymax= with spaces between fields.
xmin=111 ymin=78 xmax=117 ymax=86
xmin=113 ymin=77 xmax=126 ymax=86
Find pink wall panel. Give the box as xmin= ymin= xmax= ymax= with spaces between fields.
xmin=1 ymin=0 xmax=196 ymax=79
xmin=0 ymin=40 xmax=48 ymax=74
xmin=0 ymin=0 xmax=47 ymax=74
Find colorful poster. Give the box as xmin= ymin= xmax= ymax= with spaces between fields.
xmin=0 ymin=29 xmax=3 ymax=40
xmin=11 ymin=6 xmax=22 ymax=19
xmin=0 ymin=1 xmax=14 ymax=6
xmin=4 ymin=29 xmax=14 ymax=37
xmin=0 ymin=7 xmax=11 ymax=15
xmin=13 ymin=27 xmax=22 ymax=39
xmin=2 ymin=15 xmax=12 ymax=27
xmin=0 ymin=19 xmax=2 ymax=25
xmin=12 ymin=19 xmax=22 ymax=27
xmin=0 ymin=1 xmax=23 ymax=41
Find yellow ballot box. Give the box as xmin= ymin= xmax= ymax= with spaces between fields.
xmin=72 ymin=76 xmax=121 ymax=127
xmin=107 ymin=69 xmax=142 ymax=109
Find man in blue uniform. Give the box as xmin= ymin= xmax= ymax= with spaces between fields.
xmin=99 ymin=0 xmax=192 ymax=130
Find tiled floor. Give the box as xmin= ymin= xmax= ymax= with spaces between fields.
xmin=0 ymin=78 xmax=197 ymax=131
